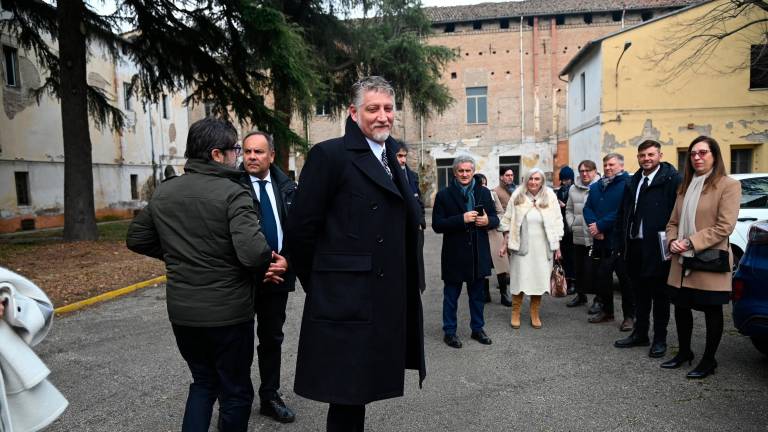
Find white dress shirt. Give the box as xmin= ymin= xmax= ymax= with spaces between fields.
xmin=365 ymin=137 xmax=388 ymax=170
xmin=632 ymin=164 xmax=660 ymax=239
xmin=250 ymin=171 xmax=283 ymax=251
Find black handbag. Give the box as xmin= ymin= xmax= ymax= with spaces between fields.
xmin=682 ymin=249 xmax=730 ymax=273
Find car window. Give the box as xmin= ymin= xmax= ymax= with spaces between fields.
xmin=740 ymin=177 xmax=768 ymax=209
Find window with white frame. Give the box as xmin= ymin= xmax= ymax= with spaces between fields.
xmin=161 ymin=94 xmax=169 ymax=119
xmin=123 ymin=82 xmax=132 ymax=111
xmin=466 ymin=86 xmax=487 ymax=124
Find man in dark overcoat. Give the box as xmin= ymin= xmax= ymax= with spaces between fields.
xmin=432 ymin=157 xmax=499 ymax=349
xmin=614 ymin=140 xmax=681 ymax=358
xmin=285 ymin=76 xmax=424 ymax=432
xmin=395 ymin=142 xmax=427 ymax=293
xmin=239 ymin=131 xmax=298 ymax=423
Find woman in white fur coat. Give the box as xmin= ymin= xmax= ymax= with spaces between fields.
xmin=499 ymin=168 xmax=564 ymax=329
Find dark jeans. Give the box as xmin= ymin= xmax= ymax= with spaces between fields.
xmin=595 ymin=249 xmax=634 ymax=318
xmin=629 ymin=240 xmax=670 ymax=342
xmin=443 ymin=279 xmax=486 ymax=335
xmin=172 ymin=320 xmax=255 ymax=432
xmin=255 ymin=290 xmax=288 ymax=401
xmin=327 ymin=403 xmax=366 ymax=432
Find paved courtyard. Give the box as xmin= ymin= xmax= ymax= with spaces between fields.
xmin=40 ymin=228 xmax=768 ymax=431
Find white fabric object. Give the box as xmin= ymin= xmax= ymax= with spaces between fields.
xmin=678 ymin=171 xmax=710 ymax=260
xmin=0 ymin=267 xmax=68 ymax=432
xmin=509 ymin=210 xmax=553 ymax=296
xmin=499 ymin=187 xmax=563 ymax=253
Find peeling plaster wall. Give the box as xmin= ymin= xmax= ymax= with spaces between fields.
xmin=563 ymin=0 xmax=768 ymax=174
xmin=0 ymin=33 xmax=192 ymax=232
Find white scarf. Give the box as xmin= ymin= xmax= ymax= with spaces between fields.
xmin=678 ymin=170 xmax=711 ymax=261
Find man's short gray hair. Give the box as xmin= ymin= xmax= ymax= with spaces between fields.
xmin=352 ymin=76 xmax=396 ymax=109
xmin=603 ymin=152 xmax=624 ymax=164
xmin=242 ymin=130 xmax=274 ymax=152
xmin=452 ymin=154 xmax=476 ymax=172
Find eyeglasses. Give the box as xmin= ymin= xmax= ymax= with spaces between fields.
xmin=689 ymin=149 xmax=710 ymax=159
xmin=227 ymin=144 xmax=243 ymax=156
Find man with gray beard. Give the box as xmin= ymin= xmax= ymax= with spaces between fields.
xmin=286 ymin=76 xmax=425 ymax=432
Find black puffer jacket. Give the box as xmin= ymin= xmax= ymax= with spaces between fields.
xmin=127 ymin=158 xmax=272 ymax=327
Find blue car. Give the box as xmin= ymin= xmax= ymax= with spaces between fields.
xmin=732 ymin=221 xmax=768 ymax=355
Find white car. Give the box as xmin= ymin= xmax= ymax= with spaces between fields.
xmin=730 ymin=173 xmax=768 ymax=267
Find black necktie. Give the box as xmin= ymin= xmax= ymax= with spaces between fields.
xmin=257 ymin=180 xmax=279 ymax=252
xmin=631 ymin=177 xmax=649 ymax=238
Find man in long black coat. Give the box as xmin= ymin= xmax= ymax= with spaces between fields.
xmin=432 ymin=158 xmax=499 ymax=349
xmin=615 ymin=140 xmax=681 ymax=358
xmin=285 ymin=76 xmax=424 ymax=432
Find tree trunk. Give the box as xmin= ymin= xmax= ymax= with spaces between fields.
xmin=272 ymin=84 xmax=292 ymax=172
xmin=59 ymin=0 xmax=98 ymax=241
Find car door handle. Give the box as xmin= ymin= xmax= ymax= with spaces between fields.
xmin=738 ymin=217 xmax=758 ymax=222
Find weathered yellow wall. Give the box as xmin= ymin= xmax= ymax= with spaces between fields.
xmin=598 ymin=0 xmax=768 ymax=173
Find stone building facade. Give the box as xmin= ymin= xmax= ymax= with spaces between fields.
xmin=298 ymin=0 xmax=700 ymax=204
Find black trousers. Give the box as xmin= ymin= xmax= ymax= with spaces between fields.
xmin=628 ymin=240 xmax=670 ymax=342
xmin=595 ymin=250 xmax=634 ymax=318
xmin=573 ymin=244 xmax=597 ymax=296
xmin=254 ymin=290 xmax=289 ymax=401
xmin=172 ymin=320 xmax=255 ymax=432
xmin=327 ymin=403 xmax=366 ymax=432
xmin=560 ymin=231 xmax=575 ymax=279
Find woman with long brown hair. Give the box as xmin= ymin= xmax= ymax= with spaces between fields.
xmin=662 ymin=136 xmax=741 ymax=378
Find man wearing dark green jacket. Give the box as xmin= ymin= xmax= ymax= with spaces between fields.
xmin=127 ymin=117 xmax=283 ymax=432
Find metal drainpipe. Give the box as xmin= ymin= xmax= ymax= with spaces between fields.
xmin=520 ymin=16 xmax=525 ymax=146
xmin=147 ymin=103 xmax=157 ymax=185
xmin=420 ymin=115 xmax=424 ymax=168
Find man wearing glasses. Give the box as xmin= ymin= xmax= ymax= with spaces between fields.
xmin=127 ymin=117 xmax=285 ymax=432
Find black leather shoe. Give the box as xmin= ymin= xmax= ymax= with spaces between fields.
xmin=588 ymin=301 xmax=603 ymax=315
xmin=260 ymin=396 xmax=296 ymax=423
xmin=687 ymin=358 xmax=717 ymax=379
xmin=444 ymin=334 xmax=462 ymax=349
xmin=588 ymin=311 xmax=615 ymax=323
xmin=649 ymin=341 xmax=667 ymax=358
xmin=660 ymin=351 xmax=694 ymax=369
xmin=614 ymin=332 xmax=650 ymax=348
xmin=566 ymin=294 xmax=587 ymax=308
xmin=471 ymin=330 xmax=492 ymax=345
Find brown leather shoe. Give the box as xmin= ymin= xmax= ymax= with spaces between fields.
xmin=588 ymin=311 xmax=615 ymax=323
xmin=619 ymin=317 xmax=635 ymax=332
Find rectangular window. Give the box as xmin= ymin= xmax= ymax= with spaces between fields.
xmin=444 ymin=23 xmax=455 ymax=33
xmin=472 ymin=21 xmax=482 ymax=30
xmin=436 ymin=158 xmax=454 ymax=191
xmin=466 ymin=86 xmax=487 ymax=124
xmin=123 ymin=82 xmax=132 ymax=111
xmin=130 ymin=174 xmax=139 ymax=200
xmin=315 ymin=101 xmax=331 ymax=116
xmin=3 ymin=45 xmax=19 ymax=87
xmin=14 ymin=171 xmax=30 ymax=206
xmin=731 ymin=148 xmax=753 ymax=174
xmin=677 ymin=149 xmax=687 ymax=173
xmin=499 ymin=18 xmax=510 ymax=29
xmin=499 ymin=156 xmax=521 ymax=186
xmin=161 ymin=94 xmax=169 ymax=119
xmin=750 ymin=45 xmax=768 ymax=89
xmin=579 ymin=72 xmax=586 ymax=111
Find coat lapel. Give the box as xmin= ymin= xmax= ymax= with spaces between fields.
xmin=352 ymin=151 xmax=402 ymax=198
xmin=446 ymin=182 xmax=467 ymax=211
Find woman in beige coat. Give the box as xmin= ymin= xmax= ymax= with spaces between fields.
xmin=662 ymin=136 xmax=740 ymax=379
xmin=500 ymin=168 xmax=563 ymax=329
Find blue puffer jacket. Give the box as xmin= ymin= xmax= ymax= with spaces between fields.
xmin=583 ymin=171 xmax=630 ymax=251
